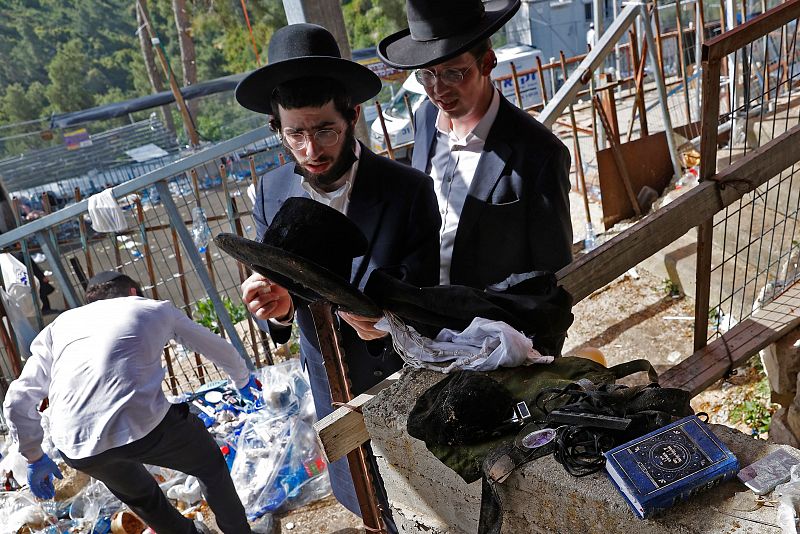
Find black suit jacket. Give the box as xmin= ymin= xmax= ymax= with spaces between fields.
xmin=411 ymin=96 xmax=573 ymax=289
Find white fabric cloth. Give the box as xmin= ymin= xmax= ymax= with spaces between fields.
xmin=375 ymin=314 xmax=553 ymax=373
xmin=299 ymin=141 xmax=361 ymax=215
xmin=0 ymin=253 xmax=38 ymax=317
xmin=3 ymin=296 xmax=251 ymax=461
xmin=87 ymin=188 xmax=128 ymax=233
xmin=429 ymin=90 xmax=501 ymax=284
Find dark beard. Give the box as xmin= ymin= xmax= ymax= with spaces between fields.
xmin=293 ymin=127 xmax=357 ymax=189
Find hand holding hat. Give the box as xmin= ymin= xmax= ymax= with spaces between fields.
xmin=241 ymin=273 xmax=293 ymax=322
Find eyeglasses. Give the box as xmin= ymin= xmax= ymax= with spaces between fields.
xmin=415 ymin=56 xmax=482 ymax=87
xmin=281 ymin=129 xmax=340 ymax=150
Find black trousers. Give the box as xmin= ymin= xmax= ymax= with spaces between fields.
xmin=61 ymin=403 xmax=251 ymax=534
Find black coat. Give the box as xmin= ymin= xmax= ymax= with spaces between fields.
xmin=411 ymin=96 xmax=573 ymax=288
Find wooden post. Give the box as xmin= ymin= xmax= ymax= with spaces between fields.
xmin=594 ymin=96 xmax=642 ymax=217
xmin=560 ymin=52 xmax=592 ymax=229
xmin=509 ymin=61 xmax=524 ymax=108
xmin=374 ymin=101 xmax=395 ymax=160
xmin=653 ymin=0 xmax=666 ymax=84
xmin=535 ymin=55 xmax=549 ymax=104
xmin=627 ymin=25 xmax=649 ymax=138
xmin=675 ymin=0 xmax=694 ymax=124
xmin=136 ymin=0 xmax=200 ymax=147
xmin=599 ymin=74 xmax=621 ymax=144
xmin=626 ymin=38 xmax=650 ymax=141
xmin=694 ymin=57 xmax=723 ymax=351
xmin=402 ymin=93 xmax=415 ymax=136
xmin=136 ymin=197 xmax=179 ymax=394
xmin=308 ymin=301 xmax=386 ymax=534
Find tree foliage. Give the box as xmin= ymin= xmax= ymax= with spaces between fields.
xmin=0 ymin=0 xmax=400 ymax=150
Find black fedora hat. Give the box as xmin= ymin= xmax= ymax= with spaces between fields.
xmin=214 ymin=197 xmax=381 ymax=317
xmin=236 ymin=23 xmax=382 ymax=114
xmin=378 ymin=0 xmax=521 ymax=69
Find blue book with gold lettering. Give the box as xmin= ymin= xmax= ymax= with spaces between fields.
xmin=604 ymin=415 xmax=739 ymax=519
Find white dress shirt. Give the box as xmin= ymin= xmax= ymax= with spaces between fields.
xmin=3 ymin=296 xmax=251 ymax=461
xmin=429 ymin=90 xmax=501 ymax=284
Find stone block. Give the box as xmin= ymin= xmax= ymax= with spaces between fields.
xmin=761 ymin=327 xmax=800 ymax=405
xmin=364 ymin=368 xmax=798 ymax=534
xmin=768 ymin=407 xmax=800 ymax=448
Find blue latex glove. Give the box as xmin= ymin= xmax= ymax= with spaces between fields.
xmin=238 ymin=375 xmax=261 ymax=403
xmin=27 ymin=453 xmax=63 ymax=499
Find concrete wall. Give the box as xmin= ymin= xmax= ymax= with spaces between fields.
xmin=364 ymin=368 xmax=794 ymax=534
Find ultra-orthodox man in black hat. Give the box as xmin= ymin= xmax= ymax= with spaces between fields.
xmin=232 ymin=23 xmax=440 ymax=530
xmin=378 ymin=0 xmax=574 ymax=349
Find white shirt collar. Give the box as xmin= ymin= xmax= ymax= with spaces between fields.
xmin=434 ymin=89 xmax=501 ymax=146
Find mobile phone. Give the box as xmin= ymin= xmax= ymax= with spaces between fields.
xmin=737 ymin=448 xmax=800 ymax=495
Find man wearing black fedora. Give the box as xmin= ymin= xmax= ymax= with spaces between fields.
xmin=234 ymin=23 xmax=440 ymax=530
xmin=378 ymin=0 xmax=574 ymax=303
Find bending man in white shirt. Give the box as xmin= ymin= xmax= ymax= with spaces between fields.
xmin=3 ymin=271 xmax=256 ymax=534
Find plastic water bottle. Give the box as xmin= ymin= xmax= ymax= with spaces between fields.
xmin=584 ymin=221 xmax=597 ymax=252
xmin=191 ymin=207 xmax=211 ymax=253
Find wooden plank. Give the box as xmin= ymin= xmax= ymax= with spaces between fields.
xmin=558 ymin=122 xmax=800 ymax=303
xmin=663 ymin=283 xmax=800 ymax=395
xmin=314 ymin=371 xmax=401 ymax=463
xmin=705 ymin=0 xmax=800 ymax=61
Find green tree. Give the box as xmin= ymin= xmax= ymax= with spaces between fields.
xmin=46 ymin=39 xmax=96 ymax=112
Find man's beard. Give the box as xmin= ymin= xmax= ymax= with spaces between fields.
xmin=293 ymin=125 xmax=357 ymax=189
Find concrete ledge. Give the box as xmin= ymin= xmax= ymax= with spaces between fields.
xmin=363 ymin=368 xmax=792 ymax=534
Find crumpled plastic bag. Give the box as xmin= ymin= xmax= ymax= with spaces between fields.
xmin=166 ymin=475 xmax=203 ymax=505
xmin=255 ymin=359 xmax=314 ymax=421
xmin=230 ymin=412 xmax=327 ymax=520
xmin=87 ymin=188 xmax=128 ymax=233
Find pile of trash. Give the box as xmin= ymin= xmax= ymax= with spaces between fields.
xmin=0 ymin=359 xmax=330 ymax=533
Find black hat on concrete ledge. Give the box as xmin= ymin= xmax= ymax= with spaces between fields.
xmin=377 ymin=0 xmax=521 ymax=69
xmin=235 ymin=23 xmax=382 ymax=114
xmin=214 ymin=197 xmax=381 ymax=317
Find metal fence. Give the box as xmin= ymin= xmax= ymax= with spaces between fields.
xmin=694 ymin=0 xmax=800 ymax=346
xmin=0 ymin=126 xmax=287 ymax=400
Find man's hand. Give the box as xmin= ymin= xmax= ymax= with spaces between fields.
xmin=241 ymin=273 xmax=293 ymax=322
xmin=27 ymin=453 xmax=63 ymax=499
xmin=338 ymin=311 xmax=388 ymax=341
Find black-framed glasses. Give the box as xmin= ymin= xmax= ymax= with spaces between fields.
xmin=281 ymin=129 xmax=340 ymax=150
xmin=415 ymin=56 xmax=482 ymax=88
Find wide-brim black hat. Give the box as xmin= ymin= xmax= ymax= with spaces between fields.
xmin=214 ymin=197 xmax=380 ymax=317
xmin=377 ymin=0 xmax=521 ymax=69
xmin=236 ymin=23 xmax=382 ymax=114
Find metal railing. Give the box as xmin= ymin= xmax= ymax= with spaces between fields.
xmin=0 ymin=126 xmax=287 ymax=398
xmin=694 ymin=0 xmax=800 ymax=347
